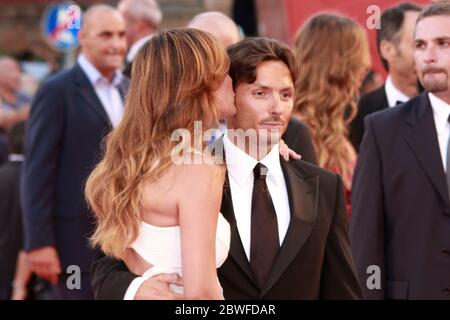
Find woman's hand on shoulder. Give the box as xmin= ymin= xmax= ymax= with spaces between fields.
xmin=279 ymin=139 xmax=302 ymax=162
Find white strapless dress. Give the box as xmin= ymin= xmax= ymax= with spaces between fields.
xmin=129 ymin=213 xmax=231 ymax=295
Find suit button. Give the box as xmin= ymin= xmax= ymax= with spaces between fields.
xmin=443 ymin=288 xmax=450 ymax=295
xmin=442 ymin=250 xmax=450 ymax=257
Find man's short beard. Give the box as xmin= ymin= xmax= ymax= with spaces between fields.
xmin=421 ymin=72 xmax=448 ymax=93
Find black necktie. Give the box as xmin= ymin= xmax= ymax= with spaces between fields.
xmin=123 ymin=61 xmax=132 ymax=78
xmin=116 ymin=79 xmax=127 ymax=103
xmin=396 ymin=100 xmax=403 ymax=106
xmin=250 ymin=163 xmax=280 ymax=289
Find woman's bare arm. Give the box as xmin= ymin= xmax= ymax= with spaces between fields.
xmin=176 ymin=162 xmax=224 ymax=300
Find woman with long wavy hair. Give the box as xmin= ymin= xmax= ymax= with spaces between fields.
xmin=293 ymin=13 xmax=371 ymax=214
xmin=85 ymin=28 xmax=235 ymax=299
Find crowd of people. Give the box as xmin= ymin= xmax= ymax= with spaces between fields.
xmin=0 ymin=0 xmax=449 ymax=300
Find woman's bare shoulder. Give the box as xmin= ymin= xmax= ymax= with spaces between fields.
xmin=174 ymin=161 xmax=225 ymax=186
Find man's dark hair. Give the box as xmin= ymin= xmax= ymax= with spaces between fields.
xmin=227 ymin=37 xmax=298 ymax=88
xmin=377 ymin=2 xmax=422 ymax=71
xmin=7 ymin=122 xmax=25 ymax=155
xmin=416 ymin=2 xmax=450 ymax=24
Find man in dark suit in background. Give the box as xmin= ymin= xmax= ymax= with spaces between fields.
xmin=21 ymin=5 xmax=128 ymax=299
xmin=283 ymin=117 xmax=316 ymax=164
xmin=90 ymin=37 xmax=361 ymax=300
xmin=350 ymin=3 xmax=450 ymax=299
xmin=350 ymin=3 xmax=422 ymax=151
xmin=0 ymin=122 xmax=28 ymax=300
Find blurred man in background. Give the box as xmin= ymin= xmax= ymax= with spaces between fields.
xmin=0 ymin=57 xmax=30 ymax=165
xmin=188 ymin=11 xmax=242 ymax=47
xmin=350 ymin=2 xmax=422 ymax=151
xmin=21 ymin=4 xmax=128 ymax=299
xmin=118 ymin=0 xmax=162 ymax=76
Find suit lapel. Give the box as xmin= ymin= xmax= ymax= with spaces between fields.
xmin=117 ymin=77 xmax=130 ymax=102
xmin=260 ymin=159 xmax=319 ymax=296
xmin=74 ymin=63 xmax=112 ymax=128
xmin=368 ymin=85 xmax=389 ymax=113
xmin=403 ymin=92 xmax=449 ymax=207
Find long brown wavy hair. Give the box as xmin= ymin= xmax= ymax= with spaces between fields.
xmin=293 ymin=13 xmax=370 ymax=189
xmin=85 ymin=28 xmax=230 ymax=259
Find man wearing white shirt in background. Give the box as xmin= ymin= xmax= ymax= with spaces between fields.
xmin=76 ymin=54 xmax=124 ymax=128
xmin=350 ymin=2 xmax=422 ymax=151
xmin=118 ymin=0 xmax=162 ymax=76
xmin=21 ymin=5 xmax=127 ymax=299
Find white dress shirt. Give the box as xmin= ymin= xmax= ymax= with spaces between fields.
xmin=127 ymin=35 xmax=153 ymax=63
xmin=77 ymin=54 xmax=124 ymax=128
xmin=223 ymin=134 xmax=291 ymax=261
xmin=430 ymin=93 xmax=450 ymax=172
xmin=124 ymin=276 xmax=147 ymax=300
xmin=385 ymin=75 xmax=411 ymax=108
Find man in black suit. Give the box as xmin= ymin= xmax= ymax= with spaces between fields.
xmin=21 ymin=5 xmax=128 ymax=299
xmin=350 ymin=3 xmax=422 ymax=151
xmin=90 ymin=37 xmax=362 ymax=300
xmin=350 ymin=3 xmax=450 ymax=299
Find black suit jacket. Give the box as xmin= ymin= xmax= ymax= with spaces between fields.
xmin=91 ymin=147 xmax=362 ymax=299
xmin=21 ymin=64 xmax=128 ymax=272
xmin=0 ymin=161 xmax=22 ymax=299
xmin=283 ymin=118 xmax=317 ymax=165
xmin=123 ymin=61 xmax=132 ymax=78
xmin=0 ymin=132 xmax=8 ymax=166
xmin=349 ymin=85 xmax=388 ymax=152
xmin=350 ymin=92 xmax=450 ymax=299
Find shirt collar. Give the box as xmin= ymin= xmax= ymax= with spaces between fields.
xmin=223 ymin=133 xmax=283 ymax=187
xmin=385 ymin=75 xmax=411 ymax=107
xmin=260 ymin=142 xmax=284 ymax=186
xmin=429 ymin=92 xmax=450 ymax=134
xmin=127 ymin=35 xmax=154 ymax=62
xmin=77 ymin=54 xmax=123 ymax=87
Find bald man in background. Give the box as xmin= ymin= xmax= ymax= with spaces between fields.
xmin=21 ymin=5 xmax=128 ymax=299
xmin=187 ymin=11 xmax=317 ymax=164
xmin=188 ymin=11 xmax=241 ymax=47
xmin=118 ymin=0 xmax=162 ymax=76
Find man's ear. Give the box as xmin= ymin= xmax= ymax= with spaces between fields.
xmin=78 ymin=29 xmax=85 ymax=47
xmin=379 ymin=39 xmax=397 ymax=64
